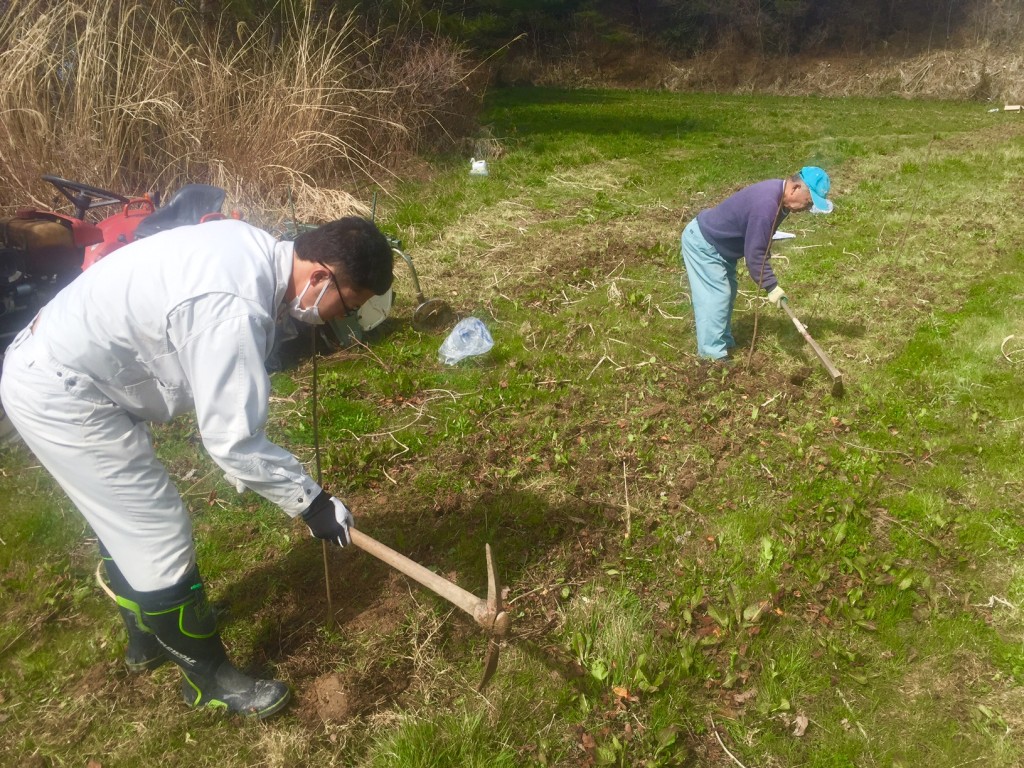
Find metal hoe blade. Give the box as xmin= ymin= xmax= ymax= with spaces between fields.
xmin=348 ymin=529 xmax=510 ymax=691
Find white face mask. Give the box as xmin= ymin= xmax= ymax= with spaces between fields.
xmin=287 ymin=278 xmax=331 ymax=325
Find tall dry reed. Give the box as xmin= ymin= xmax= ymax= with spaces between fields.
xmin=0 ymin=0 xmax=478 ymax=223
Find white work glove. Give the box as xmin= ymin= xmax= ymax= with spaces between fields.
xmin=767 ymin=285 xmax=787 ymax=308
xmin=301 ymin=491 xmax=354 ymax=547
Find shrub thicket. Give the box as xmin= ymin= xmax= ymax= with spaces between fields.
xmin=267 ymin=0 xmax=1024 ymax=58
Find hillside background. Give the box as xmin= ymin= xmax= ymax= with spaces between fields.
xmin=231 ymin=0 xmax=1024 ymax=98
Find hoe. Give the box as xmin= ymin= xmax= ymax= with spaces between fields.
xmin=390 ymin=239 xmax=456 ymax=332
xmin=781 ymin=298 xmax=844 ymax=396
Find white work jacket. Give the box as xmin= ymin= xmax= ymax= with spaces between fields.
xmin=34 ymin=219 xmax=321 ymax=516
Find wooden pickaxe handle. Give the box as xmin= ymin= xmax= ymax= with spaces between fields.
xmin=348 ymin=528 xmax=508 ymax=636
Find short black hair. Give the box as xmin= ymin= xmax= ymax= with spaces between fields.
xmin=294 ymin=217 xmax=393 ymax=295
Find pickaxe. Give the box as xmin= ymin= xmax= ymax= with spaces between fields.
xmin=780 ymin=298 xmax=844 ymax=396
xmin=348 ymin=528 xmax=510 ymax=691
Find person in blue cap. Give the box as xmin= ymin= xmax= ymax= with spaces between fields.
xmin=679 ymin=166 xmax=833 ymax=361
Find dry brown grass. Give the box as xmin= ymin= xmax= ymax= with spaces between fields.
xmin=0 ymin=0 xmax=479 ymax=221
xmin=498 ymin=43 xmax=1024 ymax=104
xmin=661 ymin=46 xmax=1024 ymax=102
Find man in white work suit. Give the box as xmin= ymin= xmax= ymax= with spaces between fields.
xmin=0 ymin=216 xmax=393 ymax=718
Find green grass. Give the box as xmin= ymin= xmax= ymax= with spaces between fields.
xmin=2 ymin=88 xmax=1023 ymax=766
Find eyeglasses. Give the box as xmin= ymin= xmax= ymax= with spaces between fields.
xmin=319 ymin=262 xmax=358 ymax=318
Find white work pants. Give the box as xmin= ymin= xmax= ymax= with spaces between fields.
xmin=1 ymin=328 xmax=195 ymax=591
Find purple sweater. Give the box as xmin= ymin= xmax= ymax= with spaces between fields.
xmin=696 ymin=179 xmax=788 ymax=291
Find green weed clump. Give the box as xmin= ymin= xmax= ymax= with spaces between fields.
xmin=367 ymin=711 xmax=519 ymax=768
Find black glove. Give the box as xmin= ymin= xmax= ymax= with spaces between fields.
xmin=301 ymin=491 xmax=354 ymax=547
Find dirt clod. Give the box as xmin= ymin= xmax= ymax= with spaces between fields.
xmin=312 ymin=673 xmax=352 ymax=723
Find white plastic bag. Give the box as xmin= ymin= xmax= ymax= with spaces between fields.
xmin=438 ymin=317 xmax=494 ymax=365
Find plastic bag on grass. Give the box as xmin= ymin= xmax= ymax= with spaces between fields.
xmin=438 ymin=317 xmax=494 ymax=365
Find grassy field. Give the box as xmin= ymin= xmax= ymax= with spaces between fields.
xmin=1 ymin=88 xmax=1023 ymax=767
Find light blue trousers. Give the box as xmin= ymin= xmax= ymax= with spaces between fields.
xmin=680 ymin=219 xmax=737 ymax=360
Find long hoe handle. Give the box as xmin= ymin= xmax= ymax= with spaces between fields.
xmin=780 ymin=300 xmax=844 ymax=395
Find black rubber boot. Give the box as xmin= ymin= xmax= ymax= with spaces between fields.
xmin=100 ymin=547 xmax=166 ymax=673
xmin=138 ymin=568 xmax=291 ymax=719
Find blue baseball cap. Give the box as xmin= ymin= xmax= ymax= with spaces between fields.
xmin=799 ymin=166 xmax=833 ymax=214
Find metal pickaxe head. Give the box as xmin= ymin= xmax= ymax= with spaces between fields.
xmin=347 ymin=530 xmax=511 ymax=692
xmin=473 ymin=544 xmax=509 ymax=691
